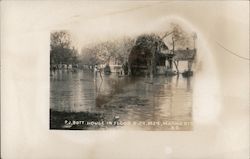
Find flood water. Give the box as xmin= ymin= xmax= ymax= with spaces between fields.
xmin=50 ymin=69 xmax=193 ymax=130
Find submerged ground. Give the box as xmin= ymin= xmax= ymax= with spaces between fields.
xmin=50 ymin=69 xmax=192 ymax=130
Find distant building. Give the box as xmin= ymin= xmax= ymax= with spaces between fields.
xmin=173 ymin=49 xmax=196 ymax=61
xmin=173 ymin=48 xmax=196 ymax=73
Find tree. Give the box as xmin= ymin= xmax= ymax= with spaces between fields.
xmin=50 ymin=31 xmax=71 ymax=50
xmin=135 ymin=33 xmax=161 ymax=50
xmin=50 ymin=31 xmax=78 ymax=66
xmin=166 ymin=23 xmax=192 ymax=52
xmin=131 ymin=33 xmax=162 ymax=77
xmin=79 ymin=36 xmax=135 ymax=66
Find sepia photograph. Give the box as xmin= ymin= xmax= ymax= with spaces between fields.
xmin=1 ymin=1 xmax=249 ymax=159
xmin=49 ymin=23 xmax=196 ymax=130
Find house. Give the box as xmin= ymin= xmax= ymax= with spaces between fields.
xmin=128 ymin=34 xmax=196 ymax=76
xmin=173 ymin=49 xmax=196 ymax=61
xmin=128 ymin=34 xmax=170 ymax=76
xmin=173 ymin=48 xmax=196 ymax=73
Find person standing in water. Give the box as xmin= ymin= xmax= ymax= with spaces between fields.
xmin=94 ymin=65 xmax=103 ymax=80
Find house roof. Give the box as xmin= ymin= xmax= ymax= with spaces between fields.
xmin=173 ymin=49 xmax=196 ymax=61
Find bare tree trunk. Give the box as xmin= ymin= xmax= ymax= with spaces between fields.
xmin=174 ymin=61 xmax=179 ymax=74
xmin=150 ymin=44 xmax=157 ymax=80
xmin=150 ymin=59 xmax=153 ymax=80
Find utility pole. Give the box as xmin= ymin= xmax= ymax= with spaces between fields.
xmin=192 ymin=32 xmax=197 ymax=50
xmin=170 ymin=36 xmax=175 ymax=70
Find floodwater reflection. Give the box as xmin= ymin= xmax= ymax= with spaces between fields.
xmin=50 ymin=70 xmax=193 ymax=130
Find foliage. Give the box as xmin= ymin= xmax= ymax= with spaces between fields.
xmin=80 ymin=37 xmax=135 ymax=65
xmin=165 ymin=23 xmax=193 ymax=50
xmin=135 ymin=33 xmax=161 ymax=49
xmin=76 ymin=23 xmax=195 ymax=65
xmin=50 ymin=31 xmax=78 ymax=65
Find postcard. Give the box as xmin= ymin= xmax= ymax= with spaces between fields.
xmin=1 ymin=1 xmax=249 ymax=159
